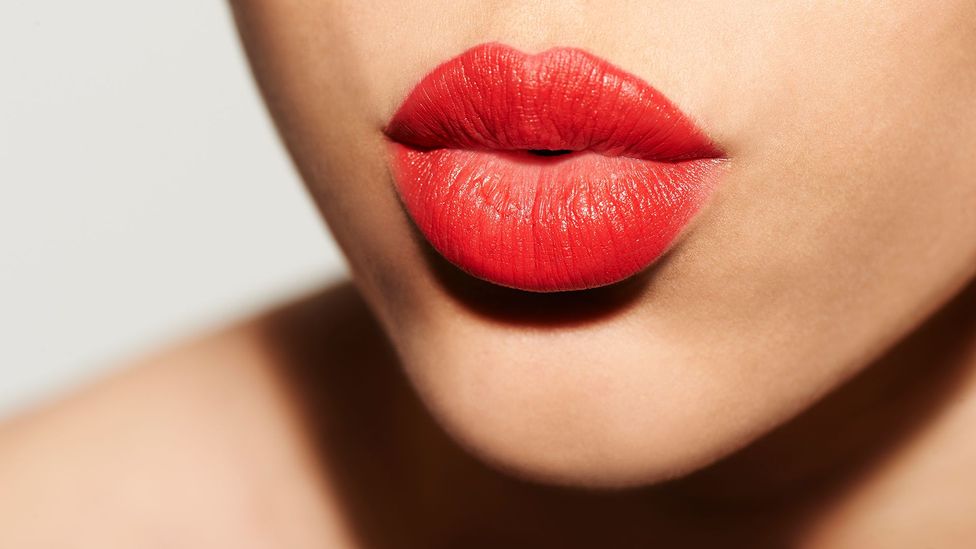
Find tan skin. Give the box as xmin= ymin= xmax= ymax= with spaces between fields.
xmin=2 ymin=2 xmax=976 ymax=547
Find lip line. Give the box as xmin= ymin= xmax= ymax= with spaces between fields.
xmin=382 ymin=122 xmax=725 ymax=164
xmin=383 ymin=140 xmax=727 ymax=166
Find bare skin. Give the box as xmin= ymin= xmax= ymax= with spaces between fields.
xmin=2 ymin=279 xmax=974 ymax=548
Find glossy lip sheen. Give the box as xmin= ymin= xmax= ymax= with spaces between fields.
xmin=384 ymin=42 xmax=725 ymax=292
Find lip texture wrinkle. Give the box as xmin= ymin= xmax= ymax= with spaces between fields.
xmin=385 ymin=42 xmax=725 ymax=292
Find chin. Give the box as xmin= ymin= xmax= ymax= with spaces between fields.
xmin=396 ymin=318 xmax=773 ymax=489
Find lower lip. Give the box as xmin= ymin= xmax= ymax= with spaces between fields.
xmin=389 ymin=144 xmax=726 ymax=292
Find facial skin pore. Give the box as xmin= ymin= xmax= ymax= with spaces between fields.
xmin=230 ymin=1 xmax=976 ymax=487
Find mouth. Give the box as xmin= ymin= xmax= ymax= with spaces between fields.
xmin=384 ymin=42 xmax=726 ymax=293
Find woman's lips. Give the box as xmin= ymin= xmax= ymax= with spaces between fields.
xmin=384 ymin=42 xmax=726 ymax=292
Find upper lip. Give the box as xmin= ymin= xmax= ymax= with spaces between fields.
xmin=383 ymin=42 xmax=723 ymax=162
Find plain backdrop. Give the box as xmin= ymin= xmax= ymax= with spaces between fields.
xmin=0 ymin=2 xmax=348 ymax=418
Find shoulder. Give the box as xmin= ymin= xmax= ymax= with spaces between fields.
xmin=0 ymin=282 xmax=375 ymax=548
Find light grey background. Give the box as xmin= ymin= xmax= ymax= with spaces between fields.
xmin=0 ymin=2 xmax=348 ymax=418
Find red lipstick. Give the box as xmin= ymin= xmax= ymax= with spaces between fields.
xmin=385 ymin=42 xmax=725 ymax=292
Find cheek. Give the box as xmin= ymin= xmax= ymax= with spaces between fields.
xmin=232 ymin=1 xmax=445 ymax=316
xmin=727 ymin=2 xmax=976 ymax=317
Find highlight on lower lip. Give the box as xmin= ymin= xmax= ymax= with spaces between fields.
xmin=384 ymin=42 xmax=726 ymax=293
